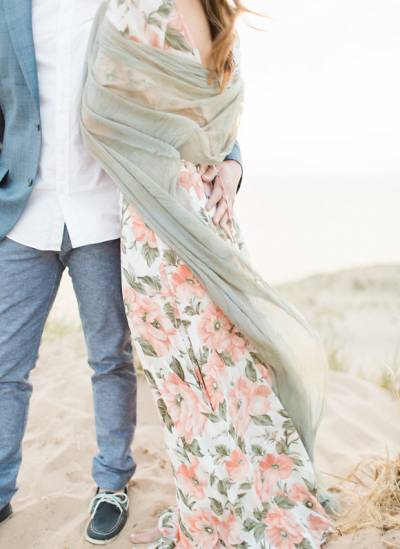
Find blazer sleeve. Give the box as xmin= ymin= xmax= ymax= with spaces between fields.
xmin=224 ymin=140 xmax=243 ymax=192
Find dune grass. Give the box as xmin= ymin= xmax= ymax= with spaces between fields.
xmin=331 ymin=455 xmax=400 ymax=540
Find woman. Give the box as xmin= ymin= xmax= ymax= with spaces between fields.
xmin=81 ymin=0 xmax=333 ymax=546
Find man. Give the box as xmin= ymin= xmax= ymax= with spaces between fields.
xmin=0 ymin=0 xmax=243 ymax=544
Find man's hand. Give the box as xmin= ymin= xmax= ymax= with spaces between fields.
xmin=201 ymin=160 xmax=242 ymax=238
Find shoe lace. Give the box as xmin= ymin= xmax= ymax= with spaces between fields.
xmin=89 ymin=490 xmax=129 ymax=519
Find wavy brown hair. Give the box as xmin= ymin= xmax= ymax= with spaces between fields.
xmin=201 ymin=0 xmax=250 ymax=89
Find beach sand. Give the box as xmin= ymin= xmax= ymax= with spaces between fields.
xmin=1 ymin=265 xmax=400 ymax=548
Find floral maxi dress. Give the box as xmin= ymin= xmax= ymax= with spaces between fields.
xmin=106 ymin=1 xmax=332 ymax=547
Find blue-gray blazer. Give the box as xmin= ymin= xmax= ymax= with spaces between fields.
xmin=0 ymin=0 xmax=242 ymax=241
xmin=0 ymin=0 xmax=42 ymax=240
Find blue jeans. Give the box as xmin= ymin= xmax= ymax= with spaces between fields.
xmin=0 ymin=228 xmax=137 ymax=508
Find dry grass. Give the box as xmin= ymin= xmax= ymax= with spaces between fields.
xmin=331 ymin=455 xmax=400 ymax=537
xmin=380 ymin=346 xmax=400 ymax=398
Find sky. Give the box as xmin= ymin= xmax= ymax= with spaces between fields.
xmin=234 ymin=0 xmax=400 ymax=283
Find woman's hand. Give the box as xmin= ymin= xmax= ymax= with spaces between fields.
xmin=201 ymin=160 xmax=242 ymax=239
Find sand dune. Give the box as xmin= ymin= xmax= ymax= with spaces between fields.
xmin=1 ymin=265 xmax=399 ymax=548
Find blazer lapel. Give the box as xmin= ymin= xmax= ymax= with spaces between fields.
xmin=4 ymin=0 xmax=39 ymax=109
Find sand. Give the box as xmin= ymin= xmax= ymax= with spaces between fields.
xmin=1 ymin=264 xmax=400 ymax=548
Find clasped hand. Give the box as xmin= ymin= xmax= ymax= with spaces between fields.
xmin=200 ymin=160 xmax=242 ymax=240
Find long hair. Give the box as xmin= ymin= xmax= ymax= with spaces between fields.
xmin=201 ymin=0 xmax=250 ymax=89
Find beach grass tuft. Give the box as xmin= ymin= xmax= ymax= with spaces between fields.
xmin=332 ymin=455 xmax=400 ymax=536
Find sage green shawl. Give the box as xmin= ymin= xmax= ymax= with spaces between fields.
xmin=81 ymin=2 xmax=328 ymax=460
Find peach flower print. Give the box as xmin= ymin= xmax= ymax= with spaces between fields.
xmin=289 ymin=483 xmax=325 ymax=514
xmin=215 ymin=511 xmax=241 ymax=547
xmin=224 ymin=330 xmax=247 ymax=362
xmin=255 ymin=453 xmax=294 ymax=501
xmin=130 ymin=211 xmax=158 ymax=248
xmin=265 ymin=506 xmax=305 ymax=549
xmin=185 ymin=509 xmax=219 ymax=546
xmin=198 ymin=303 xmax=232 ymax=351
xmin=255 ymin=360 xmax=273 ymax=385
xmin=176 ymin=528 xmax=192 ymax=549
xmin=178 ymin=459 xmax=208 ymax=500
xmin=171 ymin=264 xmax=205 ymax=301
xmin=145 ymin=24 xmax=164 ymax=48
xmin=204 ymin=375 xmax=224 ymax=410
xmin=224 ymin=448 xmax=249 ymax=482
xmin=162 ymin=372 xmax=207 ymax=443
xmin=228 ymin=377 xmax=271 ymax=437
xmin=308 ymin=513 xmax=333 ymax=543
xmin=260 ymin=453 xmax=294 ymax=482
xmin=203 ymin=350 xmax=228 ymax=381
xmin=122 ymin=285 xmax=139 ymax=315
xmin=131 ymin=295 xmax=176 ymax=356
xmin=178 ymin=168 xmax=204 ymax=200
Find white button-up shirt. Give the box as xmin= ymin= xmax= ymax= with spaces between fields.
xmin=8 ymin=0 xmax=121 ymax=251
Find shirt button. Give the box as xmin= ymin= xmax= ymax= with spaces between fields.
xmin=37 ymin=123 xmax=41 ymax=131
xmin=28 ymin=178 xmax=34 ymax=187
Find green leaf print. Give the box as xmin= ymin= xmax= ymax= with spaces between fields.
xmin=203 ymin=412 xmax=220 ymax=423
xmin=234 ymin=506 xmax=244 ymax=520
xmin=282 ymin=419 xmax=296 ymax=432
xmin=184 ymin=304 xmax=198 ymax=316
xmin=251 ymin=445 xmax=264 ymax=456
xmin=177 ymin=488 xmax=194 ymax=511
xmin=245 ymin=360 xmax=257 ymax=383
xmin=157 ymin=398 xmax=174 ymax=432
xmin=274 ymin=495 xmax=296 ymax=509
xmin=209 ymin=497 xmax=224 ymax=516
xmin=147 ymin=13 xmax=163 ymax=29
xmin=217 ymin=351 xmax=234 ymax=367
xmin=178 ymin=515 xmax=194 ymax=541
xmin=303 ymin=477 xmax=318 ymax=496
xmin=215 ymin=445 xmax=229 ymax=457
xmin=170 ymin=357 xmax=185 ymax=381
xmin=138 ymin=275 xmax=162 ymax=292
xmin=251 ymin=414 xmax=273 ymax=426
xmin=142 ymin=242 xmax=160 ymax=267
xmin=137 ymin=337 xmax=158 ymax=357
xmin=219 ymin=400 xmax=227 ymax=420
xmin=262 ymin=501 xmax=270 ymax=513
xmin=276 ymin=439 xmax=288 ymax=455
xmin=155 ymin=0 xmax=174 ymax=18
xmin=254 ymin=508 xmax=266 ymax=521
xmin=243 ymin=518 xmax=256 ymax=532
xmin=165 ymin=24 xmax=194 ymax=53
xmin=122 ymin=268 xmax=146 ymax=294
xmin=296 ymin=540 xmax=314 ymax=549
xmin=163 ymin=249 xmax=179 ymax=266
xmin=199 ymin=346 xmax=209 ymax=365
xmin=237 ymin=436 xmax=246 ymax=453
xmin=183 ymin=438 xmax=204 ymax=458
xmin=253 ymin=523 xmax=266 ymax=543
xmin=249 ymin=351 xmax=264 ymax=364
xmin=278 ymin=408 xmax=290 ymax=419
xmin=291 ymin=455 xmax=305 ymax=467
xmin=163 ymin=302 xmax=179 ymax=328
xmin=217 ymin=479 xmax=231 ymax=497
xmin=144 ymin=369 xmax=158 ymax=390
